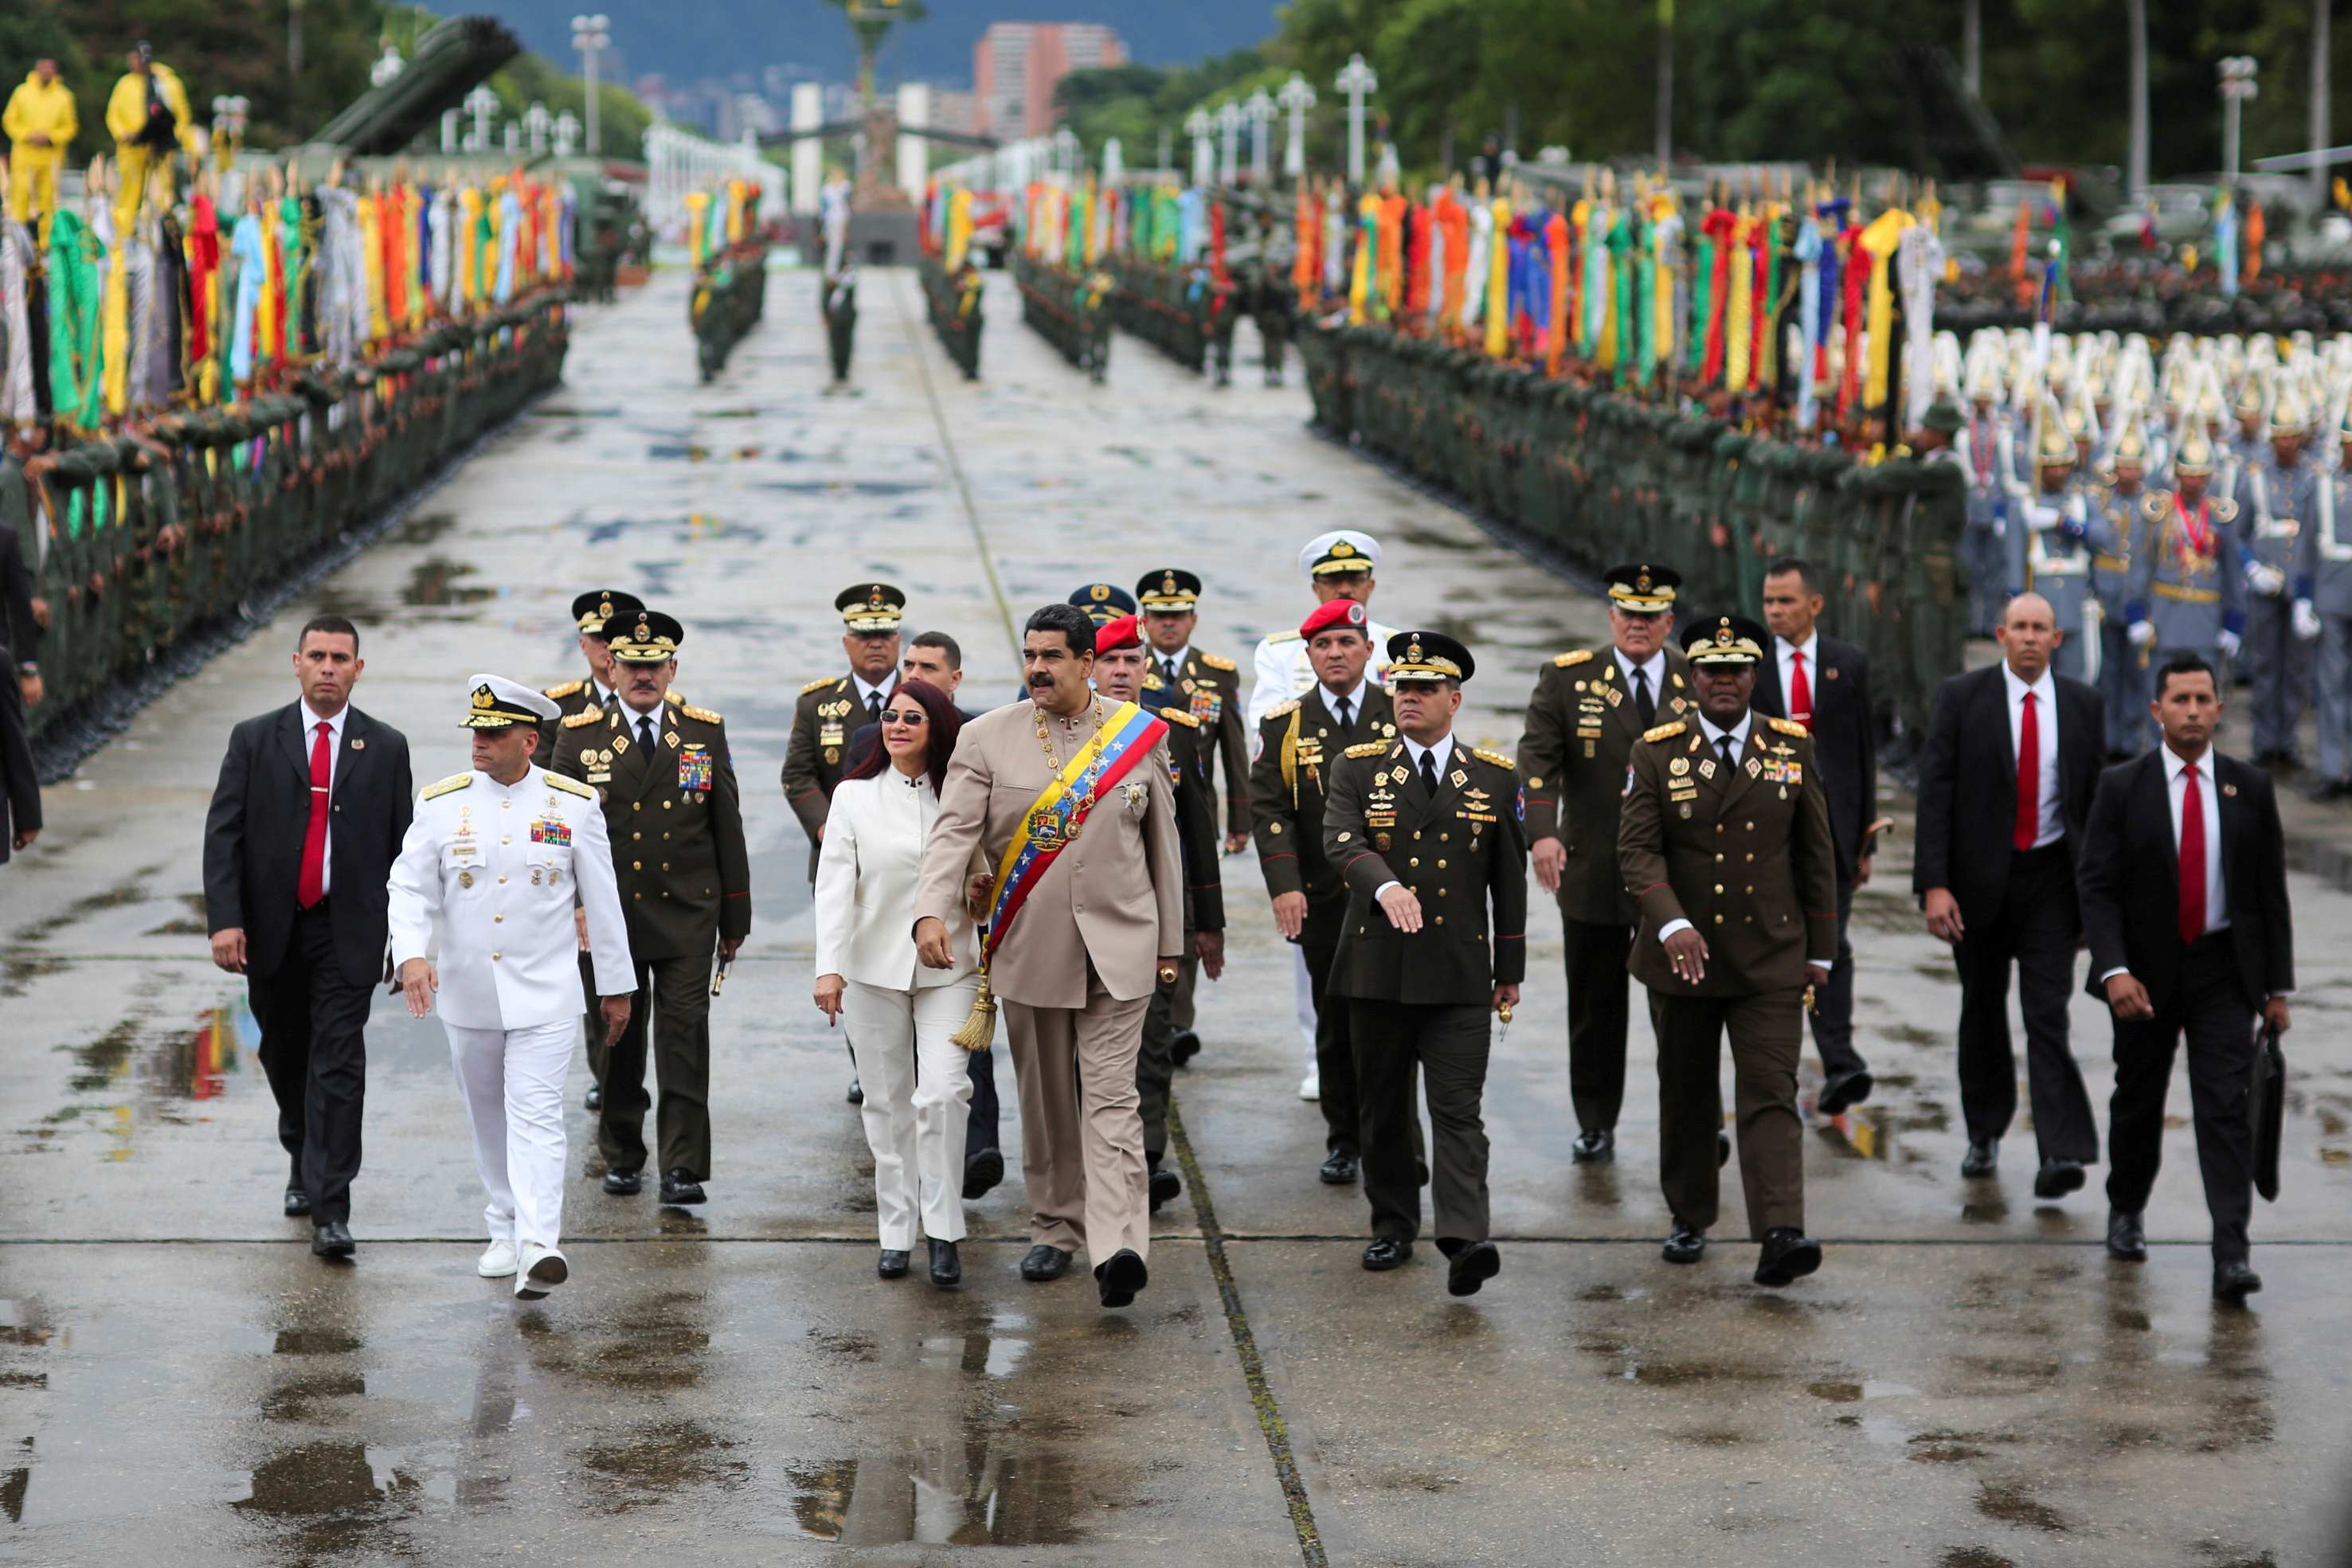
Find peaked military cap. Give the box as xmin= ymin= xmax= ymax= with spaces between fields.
xmin=1299 ymin=530 xmax=1382 ymax=578
xmin=836 ymin=582 xmax=907 ymax=633
xmin=1681 ymin=615 xmax=1769 ymax=667
xmin=1921 ymin=400 xmax=1964 ymax=436
xmin=571 ymin=588 xmax=644 ymax=635
xmin=461 ymin=673 xmax=560 ymax=729
xmin=1386 ymin=630 xmax=1474 ymax=683
xmin=1136 ymin=568 xmax=1203 ymax=609
xmin=1069 ymin=582 xmax=1138 ymax=626
xmin=608 ymin=609 xmax=686 ymax=663
xmin=1604 ymin=562 xmax=1681 ymax=613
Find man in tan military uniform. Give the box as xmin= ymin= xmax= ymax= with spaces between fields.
xmin=782 ymin=583 xmax=906 ymax=882
xmin=1619 ymin=614 xmax=1838 ymax=1288
xmin=1137 ymin=567 xmax=1250 ymax=1065
xmin=1324 ymin=632 xmax=1526 ymax=1298
xmin=1516 ymin=563 xmax=1695 ymax=1163
xmin=551 ymin=610 xmax=751 ymax=1207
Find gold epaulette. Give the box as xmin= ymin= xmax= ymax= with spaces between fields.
xmin=1199 ymin=653 xmax=1236 ymax=671
xmin=1472 ymin=746 xmax=1515 ymax=769
xmin=1160 ymin=706 xmax=1201 ymax=728
xmin=546 ymin=773 xmax=596 ymax=799
xmin=561 ymin=709 xmax=602 ymax=729
xmin=1553 ymin=648 xmax=1596 ymax=668
xmin=800 ymin=676 xmax=839 ymax=695
xmin=1765 ymin=716 xmax=1809 ymax=737
xmin=1641 ymin=721 xmax=1688 ymax=743
xmin=422 ymin=772 xmax=473 ymax=799
xmin=2212 ymin=496 xmax=2240 ymax=525
xmin=1344 ymin=740 xmax=1390 ymax=758
xmin=683 ymin=705 xmax=723 ymax=723
xmin=1262 ymin=699 xmax=1301 ymax=721
xmin=544 ymin=678 xmax=585 ymax=700
xmin=1142 ymin=671 xmax=1167 ymax=690
xmin=2142 ymin=492 xmax=2168 ymax=522
xmin=665 ymin=690 xmax=684 ymax=706
xmin=1265 ymin=630 xmax=1301 ymax=643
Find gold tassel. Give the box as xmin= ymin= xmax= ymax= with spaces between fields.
xmin=949 ymin=974 xmax=998 ymax=1051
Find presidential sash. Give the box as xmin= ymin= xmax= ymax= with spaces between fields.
xmin=981 ymin=700 xmax=1168 ymax=970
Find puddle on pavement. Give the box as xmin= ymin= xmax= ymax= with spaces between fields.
xmin=787 ymin=1447 xmax=1090 ymax=1546
xmin=21 ymin=999 xmax=256 ymax=1155
xmin=391 ymin=510 xmax=457 ymax=547
xmin=143 ymin=892 xmax=211 ymax=937
xmin=403 ymin=557 xmax=501 ymax=607
xmin=581 ymin=1419 xmax=749 ymax=1513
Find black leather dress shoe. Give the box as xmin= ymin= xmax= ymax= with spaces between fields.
xmin=2106 ymin=1209 xmax=2147 ymax=1261
xmin=846 ymin=1077 xmax=864 ymax=1106
xmin=1961 ymin=1139 xmax=2000 ymax=1178
xmin=1170 ymin=1028 xmax=1202 ymax=1066
xmin=1148 ymin=1165 xmax=1182 ymax=1211
xmin=1571 ymin=1128 xmax=1616 ymax=1164
xmin=1718 ymin=1130 xmax=1732 ymax=1168
xmin=929 ymin=1238 xmax=961 ymax=1288
xmin=876 ymin=1249 xmax=910 ymax=1280
xmin=1818 ymin=1069 xmax=1874 ymax=1118
xmin=1445 ymin=1240 xmax=1501 ymax=1297
xmin=584 ymin=1085 xmax=603 ymax=1112
xmin=2213 ymin=1260 xmax=2264 ymax=1302
xmin=1361 ymin=1236 xmax=1413 ymax=1271
xmin=961 ymin=1148 xmax=1004 ymax=1200
xmin=602 ymin=1167 xmax=642 ymax=1196
xmin=1020 ymin=1244 xmax=1072 ymax=1281
xmin=659 ymin=1168 xmax=706 ymax=1205
xmin=2033 ymin=1158 xmax=2088 ymax=1199
xmin=1753 ymin=1226 xmax=1822 ymax=1287
xmin=284 ymin=1187 xmax=311 ymax=1218
xmin=311 ymin=1221 xmax=355 ymax=1259
xmin=1662 ymin=1219 xmax=1707 ymax=1264
xmin=1094 ymin=1248 xmax=1149 ymax=1308
xmin=1318 ymin=1151 xmax=1360 ymax=1185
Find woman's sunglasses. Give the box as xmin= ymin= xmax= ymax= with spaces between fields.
xmin=879 ymin=709 xmax=928 ymax=725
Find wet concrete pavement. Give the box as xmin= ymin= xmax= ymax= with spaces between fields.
xmin=3 ymin=268 xmax=2351 ymax=1565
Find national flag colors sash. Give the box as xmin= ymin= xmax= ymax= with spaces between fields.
xmin=981 ymin=700 xmax=1167 ymax=970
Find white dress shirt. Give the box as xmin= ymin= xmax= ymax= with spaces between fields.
xmin=1317 ymin=674 xmax=1372 ymax=730
xmin=1372 ymin=733 xmax=1456 ymax=901
xmin=1249 ymin=617 xmax=1403 ymax=725
xmin=1658 ymin=711 xmax=1754 ymax=944
xmin=849 ymin=671 xmax=892 ymax=722
xmin=299 ymin=699 xmax=347 ymax=894
xmin=1153 ymin=644 xmax=1192 ymax=686
xmin=1616 ymin=647 xmax=1669 ymax=715
xmin=813 ymin=770 xmax=980 ymax=989
xmin=2003 ymin=662 xmax=2064 ymax=849
xmin=1774 ymin=631 xmax=1820 ymax=724
xmin=2097 ymin=745 xmax=2234 ymax=986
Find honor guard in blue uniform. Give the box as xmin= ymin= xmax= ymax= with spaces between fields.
xmin=2089 ymin=420 xmax=2154 ymax=757
xmin=2127 ymin=424 xmax=2244 ymax=746
xmin=2013 ymin=401 xmax=2098 ymax=682
xmin=2233 ymin=389 xmax=2319 ymax=764
xmin=2301 ymin=409 xmax=2352 ymax=799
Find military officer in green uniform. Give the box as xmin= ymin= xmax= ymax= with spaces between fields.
xmin=1619 ymin=615 xmax=1838 ymax=1288
xmin=551 ymin=609 xmax=751 ymax=1207
xmin=1516 ymin=563 xmax=1696 ymax=1163
xmin=1325 ymin=631 xmax=1527 ymax=1298
xmin=1251 ymin=598 xmax=1399 ymax=1186
xmin=783 ymin=583 xmax=906 ymax=883
xmin=1136 ymin=566 xmax=1250 ymax=1065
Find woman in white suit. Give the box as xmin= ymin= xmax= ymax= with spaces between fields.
xmin=813 ymin=679 xmax=982 ymax=1288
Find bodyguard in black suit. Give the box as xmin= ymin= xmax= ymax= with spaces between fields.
xmin=1755 ymin=558 xmax=1878 ymax=1116
xmin=1912 ymin=592 xmax=2103 ymax=1194
xmin=204 ymin=616 xmax=413 ymax=1257
xmin=2078 ymin=654 xmax=2291 ymax=1302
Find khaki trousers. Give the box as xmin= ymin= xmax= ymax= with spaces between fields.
xmin=1003 ymin=968 xmax=1151 ymax=1261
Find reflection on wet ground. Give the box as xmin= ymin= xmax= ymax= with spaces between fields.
xmin=789 ymin=1445 xmax=1087 ymax=1546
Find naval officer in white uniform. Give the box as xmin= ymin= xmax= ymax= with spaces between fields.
xmin=389 ymin=675 xmax=636 ymax=1298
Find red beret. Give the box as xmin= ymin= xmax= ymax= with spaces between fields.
xmin=1094 ymin=612 xmax=1142 ymax=653
xmin=1300 ymin=599 xmax=1368 ymax=639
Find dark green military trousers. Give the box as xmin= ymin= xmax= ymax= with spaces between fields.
xmin=1649 ymin=984 xmax=1806 ymax=1239
xmin=1350 ymin=1001 xmax=1489 ymax=1244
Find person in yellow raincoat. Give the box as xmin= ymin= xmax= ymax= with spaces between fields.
xmin=106 ymin=42 xmax=194 ymax=227
xmin=2 ymin=58 xmax=74 ymax=235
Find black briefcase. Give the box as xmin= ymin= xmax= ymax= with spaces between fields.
xmin=2249 ymin=1021 xmax=2286 ymax=1203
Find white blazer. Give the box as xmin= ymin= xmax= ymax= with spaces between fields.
xmin=813 ymin=770 xmax=980 ymax=990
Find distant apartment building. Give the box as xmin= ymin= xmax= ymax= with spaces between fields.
xmin=973 ymin=22 xmax=1126 ymax=140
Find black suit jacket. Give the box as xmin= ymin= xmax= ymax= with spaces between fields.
xmin=2076 ymin=749 xmax=2292 ymax=1013
xmin=0 ymin=660 xmax=36 ymax=864
xmin=1753 ymin=633 xmax=1876 ymax=879
xmin=1912 ymin=663 xmax=2104 ymax=920
xmin=204 ymin=702 xmax=414 ymax=986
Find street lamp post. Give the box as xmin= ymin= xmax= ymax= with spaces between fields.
xmin=1215 ymin=100 xmax=1242 ymax=188
xmin=1245 ymin=88 xmax=1274 ymax=184
xmin=571 ymin=14 xmax=610 ymax=158
xmin=1278 ymin=72 xmax=1315 ymax=178
xmin=524 ymin=100 xmax=553 ymax=155
xmin=1336 ymin=53 xmax=1377 ymax=187
xmin=2220 ymin=55 xmax=2259 ymax=183
xmin=554 ymin=109 xmax=581 ymax=158
xmin=463 ymin=83 xmax=501 ymax=153
xmin=370 ymin=44 xmax=404 ymax=88
xmin=1185 ymin=107 xmax=1213 ymax=188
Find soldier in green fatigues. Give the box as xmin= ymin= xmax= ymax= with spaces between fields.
xmin=1325 ymin=632 xmax=1527 ymax=1298
xmin=1620 ymin=615 xmax=1838 ymax=1288
xmin=550 ymin=610 xmax=752 ymax=1207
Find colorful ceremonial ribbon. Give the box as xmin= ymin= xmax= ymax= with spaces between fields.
xmin=1837 ymin=223 xmax=1869 ymax=416
xmin=1484 ymin=199 xmax=1511 ymax=358
xmin=1700 ymin=207 xmax=1736 ymax=383
xmin=979 ymin=701 xmax=1168 ymax=971
xmin=100 ymin=233 xmax=130 ymax=416
xmin=1295 ymin=185 xmax=1319 ymax=311
xmin=1724 ymin=214 xmax=1754 ymax=393
xmin=1350 ymin=194 xmax=1376 ymax=323
xmin=1610 ymin=205 xmax=1633 ymax=381
xmin=1545 ymin=211 xmax=1571 ymax=373
xmin=1380 ymin=194 xmax=1407 ymax=320
xmin=1859 ymin=207 xmax=1908 ymax=413
xmin=1438 ymin=191 xmax=1469 ymax=334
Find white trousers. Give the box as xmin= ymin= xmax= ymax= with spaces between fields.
xmin=844 ymin=977 xmax=978 ymax=1249
xmin=445 ymin=1019 xmax=574 ymax=1253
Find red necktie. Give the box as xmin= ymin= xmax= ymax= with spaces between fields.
xmin=2013 ymin=692 xmax=2039 ymax=851
xmin=1789 ymin=649 xmax=1813 ymax=729
xmin=2178 ymin=762 xmax=2206 ymax=945
xmin=298 ymin=721 xmax=331 ymax=909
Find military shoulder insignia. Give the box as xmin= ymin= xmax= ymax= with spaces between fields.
xmin=800 ymin=676 xmax=839 ymax=695
xmin=1641 ymin=721 xmax=1688 ymax=743
xmin=1472 ymin=746 xmax=1516 ymax=769
xmin=1159 ymin=706 xmax=1202 ymax=728
xmin=1553 ymin=649 xmax=1596 ymax=668
xmin=2211 ymin=497 xmax=2240 ymax=525
xmin=683 ymin=705 xmax=724 ymax=724
xmin=665 ymin=690 xmax=684 ymax=706
xmin=2142 ymin=493 xmax=2168 ymax=522
xmin=1765 ymin=717 xmax=1809 ymax=737
xmin=1262 ymin=699 xmax=1301 ymax=720
xmin=544 ymin=679 xmax=585 ymax=700
xmin=1143 ymin=671 xmax=1167 ymax=690
xmin=1344 ymin=740 xmax=1390 ymax=758
xmin=422 ymin=772 xmax=474 ymax=799
xmin=561 ymin=709 xmax=603 ymax=729
xmin=545 ymin=773 xmax=596 ymax=799
xmin=1265 ymin=631 xmax=1302 ymax=644
xmin=1200 ymin=653 xmax=1236 ymax=671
